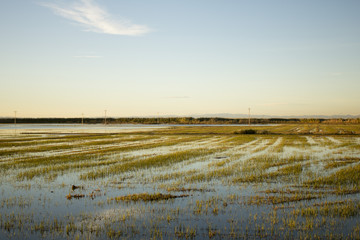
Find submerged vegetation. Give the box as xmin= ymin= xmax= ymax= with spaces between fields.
xmin=111 ymin=193 xmax=189 ymax=202
xmin=0 ymin=123 xmax=359 ymax=239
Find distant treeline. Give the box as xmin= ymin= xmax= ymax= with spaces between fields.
xmin=1 ymin=117 xmax=360 ymax=124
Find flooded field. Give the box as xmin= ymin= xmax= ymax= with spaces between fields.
xmin=0 ymin=124 xmax=359 ymax=239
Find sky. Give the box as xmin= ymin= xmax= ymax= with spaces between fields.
xmin=1 ymin=0 xmax=360 ymax=118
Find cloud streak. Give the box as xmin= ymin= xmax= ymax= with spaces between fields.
xmin=41 ymin=0 xmax=150 ymax=36
xmin=256 ymin=102 xmax=309 ymax=107
xmin=73 ymin=55 xmax=102 ymax=58
xmin=163 ymin=96 xmax=191 ymax=99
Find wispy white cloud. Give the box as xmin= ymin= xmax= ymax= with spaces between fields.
xmin=73 ymin=55 xmax=102 ymax=58
xmin=40 ymin=0 xmax=150 ymax=36
xmin=163 ymin=96 xmax=191 ymax=99
xmin=257 ymin=102 xmax=309 ymax=107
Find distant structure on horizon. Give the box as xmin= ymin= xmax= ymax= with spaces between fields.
xmin=104 ymin=110 xmax=107 ymax=125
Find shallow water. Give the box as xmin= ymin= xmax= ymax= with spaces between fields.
xmin=0 ymin=126 xmax=359 ymax=239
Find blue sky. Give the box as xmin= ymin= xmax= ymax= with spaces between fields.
xmin=1 ymin=0 xmax=359 ymax=117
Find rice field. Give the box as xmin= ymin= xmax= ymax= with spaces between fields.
xmin=0 ymin=124 xmax=359 ymax=239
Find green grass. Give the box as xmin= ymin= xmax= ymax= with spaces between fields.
xmin=299 ymin=200 xmax=360 ymax=217
xmin=111 ymin=193 xmax=189 ymax=202
xmin=0 ymin=135 xmax=205 ymax=171
xmin=307 ymin=164 xmax=360 ymax=187
xmin=80 ymin=147 xmax=219 ymax=180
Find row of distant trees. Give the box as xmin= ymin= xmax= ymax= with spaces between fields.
xmin=0 ymin=117 xmax=359 ymax=124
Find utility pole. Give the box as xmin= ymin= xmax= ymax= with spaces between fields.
xmin=14 ymin=111 xmax=17 ymax=136
xmin=81 ymin=113 xmax=84 ymax=125
xmin=248 ymin=108 xmax=251 ymax=126
xmin=157 ymin=112 xmax=160 ymax=124
xmin=104 ymin=110 xmax=107 ymax=125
